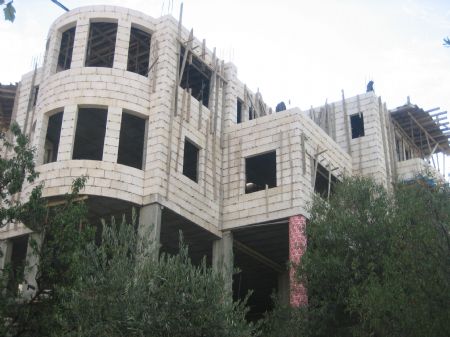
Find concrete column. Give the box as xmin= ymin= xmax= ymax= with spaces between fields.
xmin=0 ymin=239 xmax=13 ymax=271
xmin=277 ymin=270 xmax=290 ymax=306
xmin=70 ymin=18 xmax=90 ymax=69
xmin=57 ymin=105 xmax=78 ymax=161
xmin=102 ymin=106 xmax=122 ymax=163
xmin=289 ymin=214 xmax=308 ymax=307
xmin=113 ymin=19 xmax=132 ymax=70
xmin=212 ymin=231 xmax=233 ymax=295
xmin=138 ymin=203 xmax=162 ymax=258
xmin=22 ymin=233 xmax=43 ymax=299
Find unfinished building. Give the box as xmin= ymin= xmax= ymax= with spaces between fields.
xmin=0 ymin=5 xmax=448 ymax=319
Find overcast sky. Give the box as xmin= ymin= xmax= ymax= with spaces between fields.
xmin=1 ymin=0 xmax=449 ymax=110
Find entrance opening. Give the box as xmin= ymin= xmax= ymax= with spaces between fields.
xmin=117 ymin=112 xmax=146 ymax=169
xmin=180 ymin=46 xmax=211 ymax=108
xmin=44 ymin=111 xmax=63 ymax=164
xmin=72 ymin=108 xmax=107 ymax=160
xmin=182 ymin=139 xmax=199 ymax=182
xmin=7 ymin=235 xmax=29 ymax=294
xmin=233 ymin=222 xmax=289 ymax=321
xmin=85 ymin=22 xmax=118 ymax=68
xmin=245 ymin=151 xmax=277 ymax=193
xmin=57 ymin=26 xmax=76 ymax=72
xmin=127 ymin=27 xmax=151 ymax=76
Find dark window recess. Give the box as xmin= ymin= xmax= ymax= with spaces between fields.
xmin=249 ymin=106 xmax=255 ymax=121
xmin=85 ymin=22 xmax=118 ymax=68
xmin=117 ymin=113 xmax=146 ymax=169
xmin=183 ymin=139 xmax=199 ymax=182
xmin=44 ymin=111 xmax=63 ymax=164
xmin=314 ymin=162 xmax=338 ymax=198
xmin=245 ymin=151 xmax=277 ymax=194
xmin=32 ymin=86 xmax=39 ymax=107
xmin=350 ymin=113 xmax=365 ymax=139
xmin=127 ymin=27 xmax=151 ymax=76
xmin=237 ymin=99 xmax=242 ymax=124
xmin=57 ymin=26 xmax=76 ymax=72
xmin=72 ymin=108 xmax=107 ymax=160
xmin=7 ymin=235 xmax=29 ymax=294
xmin=180 ymin=46 xmax=211 ymax=107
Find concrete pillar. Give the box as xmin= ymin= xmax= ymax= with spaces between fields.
xmin=56 ymin=104 xmax=78 ymax=162
xmin=0 ymin=239 xmax=13 ymax=271
xmin=289 ymin=215 xmax=308 ymax=307
xmin=102 ymin=107 xmax=122 ymax=163
xmin=212 ymin=231 xmax=233 ymax=295
xmin=113 ymin=19 xmax=132 ymax=70
xmin=22 ymin=233 xmax=43 ymax=299
xmin=277 ymin=270 xmax=290 ymax=306
xmin=138 ymin=203 xmax=162 ymax=258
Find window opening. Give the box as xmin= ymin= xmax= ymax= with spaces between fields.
xmin=249 ymin=106 xmax=255 ymax=121
xmin=44 ymin=111 xmax=63 ymax=164
xmin=314 ymin=162 xmax=338 ymax=197
xmin=183 ymin=139 xmax=199 ymax=182
xmin=237 ymin=99 xmax=243 ymax=124
xmin=57 ymin=26 xmax=76 ymax=72
xmin=245 ymin=151 xmax=277 ymax=194
xmin=117 ymin=112 xmax=146 ymax=169
xmin=180 ymin=46 xmax=211 ymax=108
xmin=85 ymin=22 xmax=118 ymax=68
xmin=127 ymin=27 xmax=151 ymax=76
xmin=72 ymin=108 xmax=107 ymax=160
xmin=7 ymin=235 xmax=29 ymax=294
xmin=32 ymin=86 xmax=39 ymax=107
xmin=350 ymin=113 xmax=365 ymax=139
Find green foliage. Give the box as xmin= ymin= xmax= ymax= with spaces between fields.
xmin=259 ymin=296 xmax=306 ymax=337
xmin=274 ymin=177 xmax=450 ymax=337
xmin=0 ymin=124 xmax=92 ymax=337
xmin=1 ymin=0 xmax=15 ymax=22
xmin=57 ymin=215 xmax=255 ymax=337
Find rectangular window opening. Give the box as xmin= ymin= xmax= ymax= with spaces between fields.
xmin=350 ymin=113 xmax=365 ymax=139
xmin=314 ymin=162 xmax=338 ymax=198
xmin=57 ymin=26 xmax=76 ymax=72
xmin=245 ymin=151 xmax=277 ymax=194
xmin=183 ymin=139 xmax=199 ymax=182
xmin=85 ymin=22 xmax=118 ymax=68
xmin=32 ymin=86 xmax=39 ymax=108
xmin=180 ymin=46 xmax=211 ymax=108
xmin=249 ymin=106 xmax=255 ymax=121
xmin=237 ymin=99 xmax=243 ymax=124
xmin=7 ymin=235 xmax=29 ymax=294
xmin=72 ymin=108 xmax=107 ymax=160
xmin=117 ymin=112 xmax=146 ymax=169
xmin=44 ymin=111 xmax=63 ymax=164
xmin=127 ymin=27 xmax=151 ymax=76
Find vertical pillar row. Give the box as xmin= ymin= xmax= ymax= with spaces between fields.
xmin=289 ymin=214 xmax=308 ymax=307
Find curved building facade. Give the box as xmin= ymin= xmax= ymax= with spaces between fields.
xmin=1 ymin=5 xmax=448 ymax=317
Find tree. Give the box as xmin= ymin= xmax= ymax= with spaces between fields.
xmin=56 ymin=215 xmax=255 ymax=337
xmin=0 ymin=123 xmax=92 ymax=337
xmin=1 ymin=0 xmax=15 ymax=22
xmin=263 ymin=177 xmax=450 ymax=337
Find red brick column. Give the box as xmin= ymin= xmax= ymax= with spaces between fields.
xmin=289 ymin=214 xmax=308 ymax=307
